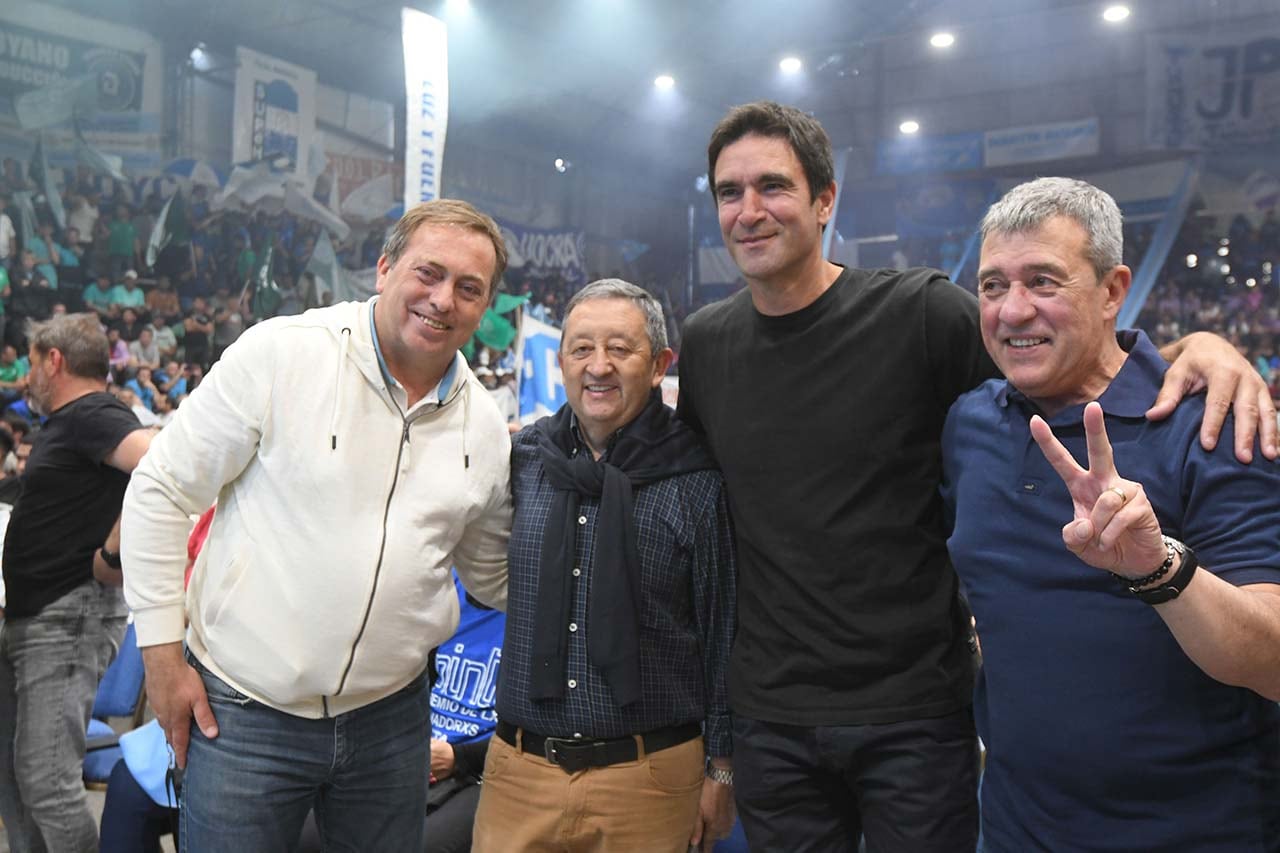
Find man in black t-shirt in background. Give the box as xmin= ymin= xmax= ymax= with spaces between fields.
xmin=0 ymin=313 xmax=152 ymax=853
xmin=677 ymin=101 xmax=1277 ymax=853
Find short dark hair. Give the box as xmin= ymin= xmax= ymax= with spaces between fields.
xmin=707 ymin=101 xmax=834 ymax=202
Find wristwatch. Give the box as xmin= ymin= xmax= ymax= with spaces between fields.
xmin=706 ymin=763 xmax=734 ymax=786
xmin=99 ymin=547 xmax=123 ymax=570
xmin=1129 ymin=537 xmax=1197 ymax=605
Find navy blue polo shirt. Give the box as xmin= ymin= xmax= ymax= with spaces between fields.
xmin=942 ymin=331 xmax=1280 ymax=852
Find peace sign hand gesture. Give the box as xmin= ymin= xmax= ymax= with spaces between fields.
xmin=1029 ymin=402 xmax=1166 ymax=579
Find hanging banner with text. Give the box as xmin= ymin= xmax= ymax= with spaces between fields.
xmin=517 ymin=314 xmax=565 ymax=424
xmin=1146 ymin=27 xmax=1280 ymax=151
xmin=232 ymin=46 xmax=317 ymax=182
xmin=498 ymin=219 xmax=588 ymax=286
xmin=983 ymin=117 xmax=1100 ymax=168
xmin=402 ymin=9 xmax=448 ymax=206
xmin=0 ymin=19 xmax=146 ymax=112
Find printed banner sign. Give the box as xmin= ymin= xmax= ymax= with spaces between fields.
xmin=499 ymin=219 xmax=588 ymax=285
xmin=430 ymin=576 xmax=504 ymax=744
xmin=983 ymin=118 xmax=1100 ymax=167
xmin=517 ymin=314 xmax=565 ymax=424
xmin=232 ymin=46 xmax=317 ymax=182
xmin=1146 ymin=27 xmax=1280 ymax=150
xmin=402 ymin=9 xmax=448 ymax=206
xmin=877 ymin=131 xmax=984 ymax=176
xmin=0 ymin=20 xmax=145 ymax=111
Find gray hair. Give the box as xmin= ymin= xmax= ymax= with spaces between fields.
xmin=28 ymin=313 xmax=110 ymax=381
xmin=563 ymin=279 xmax=669 ymax=354
xmin=980 ymin=177 xmax=1123 ymax=280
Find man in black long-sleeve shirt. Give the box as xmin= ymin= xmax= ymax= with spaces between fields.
xmin=678 ymin=101 xmax=1278 ymax=853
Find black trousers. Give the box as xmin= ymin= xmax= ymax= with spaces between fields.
xmin=733 ymin=707 xmax=979 ymax=853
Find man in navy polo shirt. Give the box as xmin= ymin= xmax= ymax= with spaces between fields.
xmin=942 ymin=177 xmax=1280 ymax=852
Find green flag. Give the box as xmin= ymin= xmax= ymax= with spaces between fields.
xmin=146 ymin=190 xmax=191 ymax=267
xmin=251 ymin=243 xmax=282 ymax=321
xmin=493 ymin=292 xmax=531 ymax=315
xmin=474 ymin=308 xmax=518 ymax=351
xmin=29 ymin=135 xmax=66 ymax=229
xmin=75 ymin=125 xmax=128 ymax=183
xmin=9 ymin=192 xmax=39 ymax=249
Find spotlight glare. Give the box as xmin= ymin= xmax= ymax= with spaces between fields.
xmin=779 ymin=56 xmax=803 ymax=74
xmin=553 ymin=158 xmax=566 ymax=173
xmin=447 ymin=0 xmax=470 ymax=9
xmin=929 ymin=32 xmax=956 ymax=48
xmin=1221 ymin=263 xmax=1231 ymax=275
xmin=1217 ymin=245 xmax=1230 ymax=256
xmin=1102 ymin=5 xmax=1130 ymax=23
xmin=899 ymin=119 xmax=921 ymax=135
xmin=654 ymin=74 xmax=675 ymax=90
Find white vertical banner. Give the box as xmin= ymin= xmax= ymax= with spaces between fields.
xmin=402 ymin=8 xmax=449 ymax=206
xmin=232 ymin=47 xmax=317 ymax=183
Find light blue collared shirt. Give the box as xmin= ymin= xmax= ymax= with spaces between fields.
xmin=368 ymin=297 xmax=458 ymax=414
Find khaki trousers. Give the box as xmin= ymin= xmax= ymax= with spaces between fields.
xmin=472 ymin=731 xmax=704 ymax=853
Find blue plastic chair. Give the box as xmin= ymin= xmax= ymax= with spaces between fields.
xmin=83 ymin=622 xmax=147 ymax=787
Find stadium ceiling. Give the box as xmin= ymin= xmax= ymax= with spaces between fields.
xmin=44 ymin=0 xmax=1278 ymax=183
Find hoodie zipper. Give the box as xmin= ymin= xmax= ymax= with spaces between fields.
xmin=328 ymin=386 xmax=451 ymax=709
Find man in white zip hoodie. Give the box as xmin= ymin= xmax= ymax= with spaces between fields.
xmin=121 ymin=200 xmax=513 ymax=852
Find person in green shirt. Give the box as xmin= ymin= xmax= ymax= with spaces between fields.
xmin=0 ymin=343 xmax=28 ymax=404
xmin=109 ymin=270 xmax=147 ymax=312
xmin=234 ymin=235 xmax=257 ymax=286
xmin=82 ymin=272 xmax=114 ymax=318
xmin=108 ymin=205 xmax=139 ymax=281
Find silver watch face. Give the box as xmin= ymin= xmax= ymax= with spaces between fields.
xmin=1161 ymin=535 xmax=1187 ymax=557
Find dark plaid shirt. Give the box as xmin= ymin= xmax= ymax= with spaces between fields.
xmin=495 ymin=424 xmax=736 ymax=757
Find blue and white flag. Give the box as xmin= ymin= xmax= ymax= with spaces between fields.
xmin=516 ymin=314 xmax=565 ymax=424
xmin=402 ymin=9 xmax=449 ymax=206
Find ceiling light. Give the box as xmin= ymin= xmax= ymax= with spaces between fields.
xmin=1102 ymin=5 xmax=1130 ymax=23
xmin=553 ymin=158 xmax=567 ymax=173
xmin=654 ymin=74 xmax=675 ymax=90
xmin=779 ymin=56 xmax=802 ymax=74
xmin=899 ymin=119 xmax=920 ymax=135
xmin=929 ymin=32 xmax=955 ymax=48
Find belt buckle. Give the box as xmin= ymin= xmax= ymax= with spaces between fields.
xmin=543 ymin=737 xmax=593 ymax=774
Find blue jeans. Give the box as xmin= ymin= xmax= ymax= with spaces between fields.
xmin=0 ymin=581 xmax=128 ymax=853
xmin=180 ymin=657 xmax=431 ymax=853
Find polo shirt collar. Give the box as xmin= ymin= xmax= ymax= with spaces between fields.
xmin=997 ymin=329 xmax=1163 ymax=421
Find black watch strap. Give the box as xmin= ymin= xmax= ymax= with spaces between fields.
xmin=1132 ymin=538 xmax=1197 ymax=605
xmin=99 ymin=547 xmax=122 ymax=570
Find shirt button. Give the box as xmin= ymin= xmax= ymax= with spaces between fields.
xmin=572 ymin=568 xmax=581 ymax=577
xmin=569 ymin=623 xmax=578 ymax=633
xmin=578 ymin=516 xmax=587 ymax=525
xmin=567 ymin=679 xmax=577 ymax=689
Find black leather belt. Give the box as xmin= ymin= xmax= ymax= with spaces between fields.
xmin=495 ymin=720 xmax=701 ymax=774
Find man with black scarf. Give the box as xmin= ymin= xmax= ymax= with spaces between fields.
xmin=473 ymin=279 xmax=737 ymax=853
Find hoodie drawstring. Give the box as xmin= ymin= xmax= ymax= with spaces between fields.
xmin=330 ymin=327 xmax=352 ymax=450
xmin=462 ymin=378 xmax=471 ymax=469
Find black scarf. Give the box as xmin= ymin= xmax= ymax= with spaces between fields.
xmin=530 ymin=390 xmax=715 ymax=707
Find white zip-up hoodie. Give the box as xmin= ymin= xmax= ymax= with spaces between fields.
xmin=122 ymin=299 xmax=511 ymax=718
